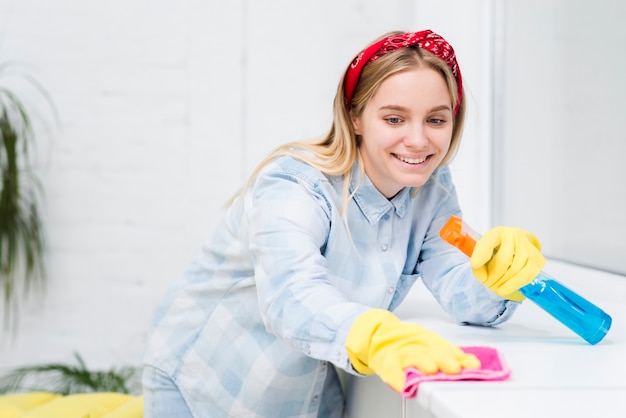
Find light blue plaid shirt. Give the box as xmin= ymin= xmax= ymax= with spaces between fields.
xmin=143 ymin=156 xmax=517 ymax=417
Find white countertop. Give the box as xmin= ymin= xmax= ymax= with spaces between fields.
xmin=344 ymin=259 xmax=626 ymax=418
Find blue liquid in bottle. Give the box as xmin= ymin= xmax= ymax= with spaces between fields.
xmin=519 ymin=272 xmax=612 ymax=345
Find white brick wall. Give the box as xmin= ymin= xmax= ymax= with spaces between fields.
xmin=0 ymin=0 xmax=492 ymax=370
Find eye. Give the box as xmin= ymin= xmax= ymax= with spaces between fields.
xmin=428 ymin=117 xmax=447 ymax=125
xmin=385 ymin=117 xmax=403 ymax=125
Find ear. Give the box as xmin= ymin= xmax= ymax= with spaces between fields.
xmin=350 ymin=111 xmax=362 ymax=135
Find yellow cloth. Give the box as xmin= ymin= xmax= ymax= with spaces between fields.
xmin=0 ymin=392 xmax=61 ymax=418
xmin=471 ymin=226 xmax=546 ymax=301
xmin=0 ymin=392 xmax=143 ymax=418
xmin=346 ymin=309 xmax=480 ymax=392
xmin=102 ymin=396 xmax=143 ymax=418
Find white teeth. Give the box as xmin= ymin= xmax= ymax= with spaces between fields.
xmin=397 ymin=155 xmax=427 ymax=164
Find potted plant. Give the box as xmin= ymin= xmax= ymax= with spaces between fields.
xmin=0 ymin=353 xmax=143 ymax=417
xmin=0 ymin=63 xmax=56 ymax=330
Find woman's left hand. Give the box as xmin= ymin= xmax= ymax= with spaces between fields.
xmin=470 ymin=226 xmax=546 ymax=301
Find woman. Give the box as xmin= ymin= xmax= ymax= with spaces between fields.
xmin=142 ymin=30 xmax=545 ymax=418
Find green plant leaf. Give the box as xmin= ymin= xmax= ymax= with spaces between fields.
xmin=0 ymin=63 xmax=55 ymax=330
xmin=0 ymin=353 xmax=142 ymax=395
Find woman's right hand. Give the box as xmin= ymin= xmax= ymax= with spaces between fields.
xmin=345 ymin=309 xmax=480 ymax=392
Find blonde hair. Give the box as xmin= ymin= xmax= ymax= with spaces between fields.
xmin=229 ymin=32 xmax=466 ymax=216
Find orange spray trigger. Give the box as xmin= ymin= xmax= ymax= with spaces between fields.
xmin=439 ymin=215 xmax=480 ymax=258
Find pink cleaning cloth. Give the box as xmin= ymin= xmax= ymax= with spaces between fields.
xmin=401 ymin=346 xmax=511 ymax=398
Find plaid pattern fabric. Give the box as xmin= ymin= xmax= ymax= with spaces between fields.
xmin=143 ymin=157 xmax=516 ymax=417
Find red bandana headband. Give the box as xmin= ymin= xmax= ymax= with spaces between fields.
xmin=344 ymin=30 xmax=463 ymax=115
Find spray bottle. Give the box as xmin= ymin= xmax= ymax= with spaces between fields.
xmin=439 ymin=215 xmax=612 ymax=344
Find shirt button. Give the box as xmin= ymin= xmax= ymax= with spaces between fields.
xmin=387 ymin=287 xmax=394 ymax=294
xmin=381 ymin=243 xmax=389 ymax=251
xmin=321 ymin=362 xmax=327 ymax=368
xmin=312 ymin=395 xmax=319 ymax=403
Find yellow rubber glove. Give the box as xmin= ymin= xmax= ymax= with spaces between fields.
xmin=345 ymin=309 xmax=480 ymax=392
xmin=470 ymin=226 xmax=547 ymax=301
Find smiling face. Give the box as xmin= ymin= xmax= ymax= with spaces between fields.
xmin=351 ymin=67 xmax=454 ymax=198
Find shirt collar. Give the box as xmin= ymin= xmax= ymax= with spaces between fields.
xmin=348 ymin=161 xmax=412 ymax=225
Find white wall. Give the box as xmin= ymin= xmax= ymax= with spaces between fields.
xmin=495 ymin=0 xmax=626 ymax=275
xmin=0 ymin=0 xmax=493 ymax=370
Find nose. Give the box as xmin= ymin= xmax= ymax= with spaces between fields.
xmin=404 ymin=123 xmax=429 ymax=148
